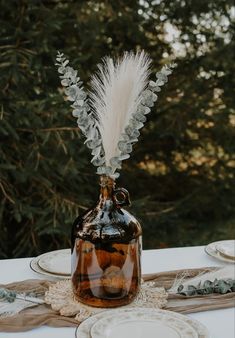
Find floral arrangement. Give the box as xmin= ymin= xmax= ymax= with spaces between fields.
xmin=55 ymin=51 xmax=176 ymax=179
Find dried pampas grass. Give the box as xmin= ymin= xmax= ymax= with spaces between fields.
xmin=89 ymin=51 xmax=151 ymax=168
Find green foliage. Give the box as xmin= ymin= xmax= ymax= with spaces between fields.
xmin=0 ymin=0 xmax=234 ymax=258
xmin=177 ymin=278 xmax=235 ymax=296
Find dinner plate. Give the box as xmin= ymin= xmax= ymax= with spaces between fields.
xmin=216 ymin=240 xmax=235 ymax=261
xmin=205 ymin=240 xmax=235 ymax=264
xmin=30 ymin=249 xmax=71 ymax=279
xmin=76 ymin=308 xmax=210 ymax=338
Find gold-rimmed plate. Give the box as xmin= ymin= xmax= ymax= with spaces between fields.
xmin=38 ymin=249 xmax=71 ymax=275
xmin=205 ymin=240 xmax=235 ymax=264
xmin=76 ymin=308 xmax=210 ymax=338
xmin=90 ymin=309 xmax=198 ymax=338
xmin=216 ymin=240 xmax=235 ymax=261
xmin=30 ymin=249 xmax=71 ymax=279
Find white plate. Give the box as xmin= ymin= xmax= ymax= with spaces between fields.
xmin=76 ymin=308 xmax=210 ymax=338
xmin=30 ymin=249 xmax=71 ymax=279
xmin=90 ymin=309 xmax=197 ymax=338
xmin=216 ymin=240 xmax=235 ymax=260
xmin=205 ymin=240 xmax=235 ymax=264
xmin=38 ymin=249 xmax=71 ymax=275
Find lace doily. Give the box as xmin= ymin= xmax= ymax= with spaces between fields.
xmin=45 ymin=280 xmax=168 ymax=322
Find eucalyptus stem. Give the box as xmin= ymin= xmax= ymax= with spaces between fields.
xmin=0 ymin=288 xmax=45 ymax=304
xmin=175 ymin=278 xmax=235 ymax=296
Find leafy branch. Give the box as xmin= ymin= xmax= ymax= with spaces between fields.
xmin=177 ymin=279 xmax=235 ymax=296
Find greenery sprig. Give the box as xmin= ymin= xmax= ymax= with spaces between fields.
xmin=177 ymin=278 xmax=235 ymax=296
xmin=0 ymin=288 xmax=17 ymax=303
xmin=0 ymin=288 xmax=44 ymax=304
xmin=55 ymin=52 xmax=103 ymax=170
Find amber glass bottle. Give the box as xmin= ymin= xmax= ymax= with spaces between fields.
xmin=71 ymin=175 xmax=142 ymax=307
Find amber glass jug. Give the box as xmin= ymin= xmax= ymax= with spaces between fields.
xmin=71 ymin=175 xmax=142 ymax=307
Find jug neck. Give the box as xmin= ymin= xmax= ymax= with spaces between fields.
xmin=99 ymin=175 xmax=115 ymax=201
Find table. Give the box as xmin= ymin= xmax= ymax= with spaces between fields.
xmin=0 ymin=246 xmax=234 ymax=338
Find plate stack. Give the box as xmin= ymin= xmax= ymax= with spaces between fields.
xmin=76 ymin=308 xmax=210 ymax=338
xmin=205 ymin=240 xmax=235 ymax=264
xmin=30 ymin=249 xmax=71 ymax=278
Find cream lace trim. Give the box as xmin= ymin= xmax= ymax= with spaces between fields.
xmin=45 ymin=280 xmax=168 ymax=322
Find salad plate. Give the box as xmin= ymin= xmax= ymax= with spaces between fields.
xmin=216 ymin=240 xmax=235 ymax=261
xmin=205 ymin=240 xmax=235 ymax=264
xmin=30 ymin=249 xmax=71 ymax=279
xmin=38 ymin=249 xmax=71 ymax=275
xmin=90 ymin=309 xmax=197 ymax=338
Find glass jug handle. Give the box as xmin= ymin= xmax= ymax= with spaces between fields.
xmin=113 ymin=188 xmax=131 ymax=207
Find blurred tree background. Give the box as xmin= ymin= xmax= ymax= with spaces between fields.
xmin=0 ymin=0 xmax=234 ymax=258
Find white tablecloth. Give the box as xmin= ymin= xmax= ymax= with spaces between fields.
xmin=0 ymin=246 xmax=234 ymax=338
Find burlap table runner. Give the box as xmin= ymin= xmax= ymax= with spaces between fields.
xmin=0 ymin=267 xmax=234 ymax=332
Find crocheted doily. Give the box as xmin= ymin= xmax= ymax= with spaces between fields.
xmin=45 ymin=280 xmax=168 ymax=322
